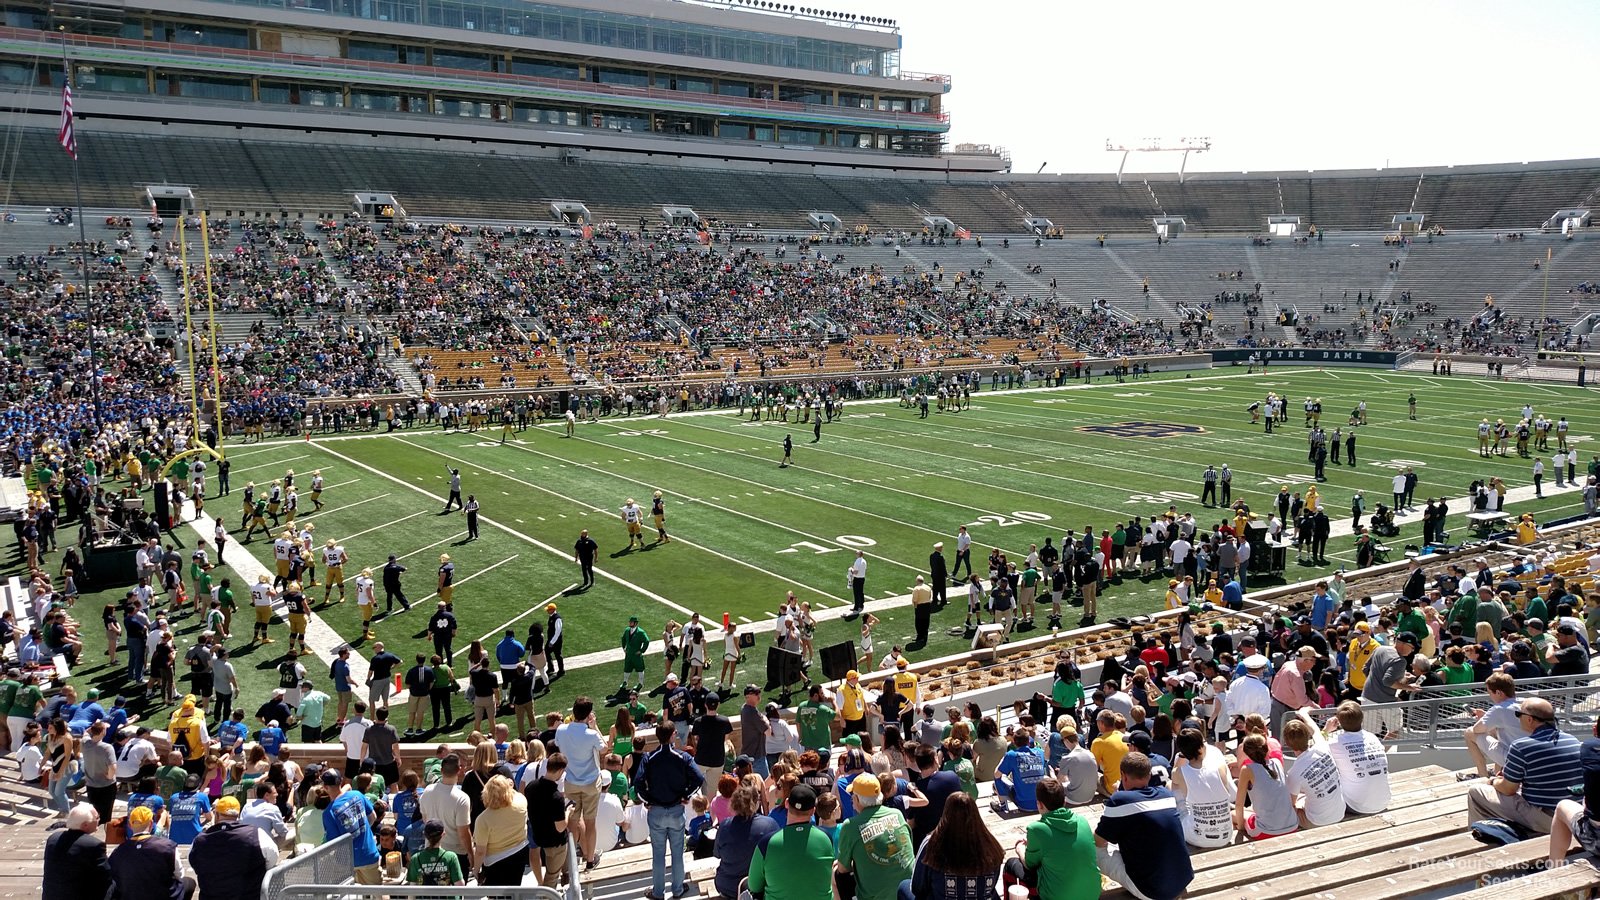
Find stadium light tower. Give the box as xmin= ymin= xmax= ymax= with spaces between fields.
xmin=1105 ymin=136 xmax=1212 ymax=184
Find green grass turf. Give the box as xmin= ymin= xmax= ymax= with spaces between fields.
xmin=34 ymin=366 xmax=1600 ymax=737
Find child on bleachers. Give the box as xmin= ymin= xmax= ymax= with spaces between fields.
xmin=603 ymin=752 xmax=632 ymax=804
xmin=684 ymin=793 xmax=714 ymax=857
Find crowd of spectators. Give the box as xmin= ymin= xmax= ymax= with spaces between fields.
xmin=24 ymin=523 xmax=1600 ymax=898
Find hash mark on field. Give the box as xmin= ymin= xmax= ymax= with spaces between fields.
xmin=515 ymin=519 xmax=524 ymax=523
xmin=559 ymin=514 xmax=567 ymax=518
xmin=738 ymin=616 xmax=752 ymax=624
xmin=500 ymin=491 xmax=510 ymax=495
xmin=537 ymin=516 xmax=546 ymax=521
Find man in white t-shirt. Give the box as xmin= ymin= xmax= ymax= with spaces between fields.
xmin=1283 ymin=712 xmax=1344 ymax=827
xmin=115 ymin=726 xmax=159 ymax=784
xmin=1323 ymin=701 xmax=1391 ymax=814
xmin=339 ymin=702 xmax=371 ymax=780
xmin=1464 ymin=673 xmax=1520 ymax=778
xmin=1169 ymin=536 xmax=1193 ymax=578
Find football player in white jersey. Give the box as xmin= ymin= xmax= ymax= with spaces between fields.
xmin=322 ymin=539 xmax=349 ymax=604
xmin=621 ymin=498 xmax=645 ymax=550
xmin=250 ymin=574 xmax=278 ymax=644
xmin=272 ymin=531 xmax=294 ymax=587
xmin=354 ymin=567 xmax=376 ymax=639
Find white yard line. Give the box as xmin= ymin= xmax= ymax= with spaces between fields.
xmin=396 ymin=531 xmax=469 ymax=561
xmin=311 ymin=441 xmax=701 ymax=620
xmin=401 ymin=554 xmax=521 ymax=611
xmin=301 ymin=492 xmax=390 ymax=518
xmin=338 ymin=510 xmax=427 ymax=544
xmin=400 ymin=438 xmax=855 ymax=607
xmin=180 ymin=503 xmax=371 ymax=685
xmin=455 ymin=585 xmax=576 ymax=659
xmin=231 ymin=454 xmax=310 ymax=474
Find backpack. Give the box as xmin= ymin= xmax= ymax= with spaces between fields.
xmin=171 ymin=716 xmax=195 ymax=759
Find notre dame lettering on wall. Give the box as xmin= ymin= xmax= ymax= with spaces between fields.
xmin=1076 ymin=422 xmax=1207 ymax=439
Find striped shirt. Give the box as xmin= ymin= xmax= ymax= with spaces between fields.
xmin=1503 ymin=725 xmax=1584 ymax=811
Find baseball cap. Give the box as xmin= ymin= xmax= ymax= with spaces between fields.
xmin=665 ymin=673 xmax=679 ymax=683
xmin=1243 ymin=654 xmax=1269 ymax=669
xmin=734 ymin=755 xmax=755 ymax=768
xmin=846 ymin=669 xmax=859 ymax=680
xmin=1297 ymin=646 xmax=1319 ymax=658
xmin=787 ymin=784 xmax=818 ymax=812
xmin=703 ymin=692 xmax=720 ymax=706
xmin=545 ymin=603 xmax=557 ymax=613
xmin=86 ymin=689 xmax=100 ymax=700
xmin=1557 ymin=623 xmax=1580 ymax=636
xmin=847 ymin=773 xmax=881 ymax=797
xmin=128 ymin=806 xmax=154 ymax=831
xmin=423 ymin=819 xmax=445 ymax=838
xmin=841 ymin=733 xmax=862 ymax=748
xmin=320 ymin=769 xmax=343 ymax=786
xmin=215 ymin=796 xmax=241 ymax=816
xmin=1527 ymin=618 xmax=1546 ymax=631
xmin=1127 ymin=730 xmax=1153 ymax=752
xmin=1355 ymin=621 xmax=1371 ymax=632
xmin=1395 ymin=632 xmax=1420 ymax=646
xmin=744 ymin=685 xmax=761 ymax=696
xmin=896 ymin=658 xmax=908 ymax=669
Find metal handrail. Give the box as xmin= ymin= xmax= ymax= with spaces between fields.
xmin=1407 ymin=672 xmax=1596 ymax=696
xmin=262 ymin=833 xmax=354 ymax=897
xmin=1291 ymin=675 xmax=1600 ymax=749
xmin=282 ymin=888 xmax=565 ymax=899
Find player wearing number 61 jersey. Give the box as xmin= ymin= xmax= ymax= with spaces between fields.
xmin=323 ymin=539 xmax=349 ymax=603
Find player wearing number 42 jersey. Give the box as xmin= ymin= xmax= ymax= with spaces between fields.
xmin=621 ymin=498 xmax=646 ymax=550
xmin=322 ymin=540 xmax=349 ymax=604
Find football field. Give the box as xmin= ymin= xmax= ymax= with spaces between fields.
xmin=52 ymin=366 xmax=1600 ymax=734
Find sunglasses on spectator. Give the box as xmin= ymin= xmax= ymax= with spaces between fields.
xmin=1518 ymin=712 xmax=1553 ymax=724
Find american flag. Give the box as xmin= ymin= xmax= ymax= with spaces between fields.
xmin=58 ymin=81 xmax=76 ymax=160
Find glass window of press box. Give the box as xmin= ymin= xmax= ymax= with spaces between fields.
xmin=212 ymin=0 xmax=900 ymax=77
